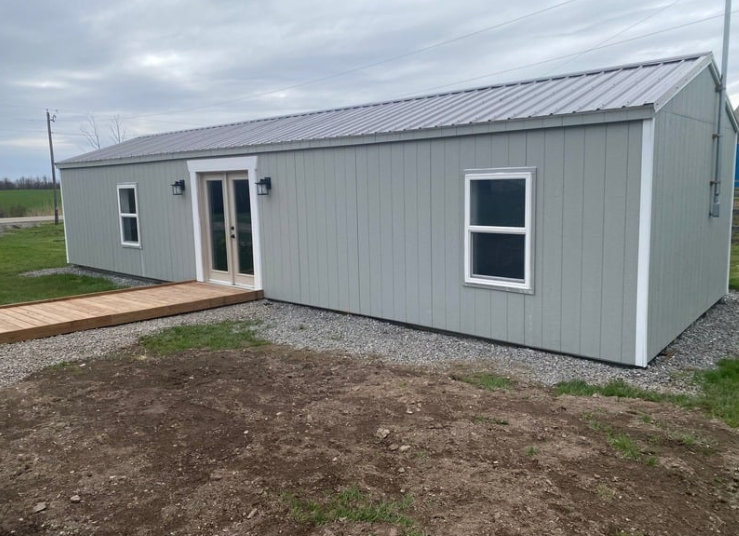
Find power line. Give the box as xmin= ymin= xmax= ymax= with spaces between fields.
xmin=541 ymin=0 xmax=683 ymax=76
xmin=122 ymin=0 xmax=582 ymax=119
xmin=395 ymin=8 xmax=735 ymax=98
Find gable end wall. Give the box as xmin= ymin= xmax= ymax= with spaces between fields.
xmin=647 ymin=67 xmax=736 ymax=359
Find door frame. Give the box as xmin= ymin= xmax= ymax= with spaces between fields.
xmin=187 ymin=156 xmax=262 ymax=290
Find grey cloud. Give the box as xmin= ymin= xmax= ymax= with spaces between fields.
xmin=0 ymin=0 xmax=734 ymax=176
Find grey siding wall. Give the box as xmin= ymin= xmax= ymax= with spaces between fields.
xmin=256 ymin=122 xmax=643 ymax=364
xmin=60 ymin=160 xmax=196 ymax=281
xmin=647 ymin=69 xmax=736 ymax=358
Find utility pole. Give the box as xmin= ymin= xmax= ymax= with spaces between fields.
xmin=711 ymin=0 xmax=732 ymax=217
xmin=46 ymin=109 xmax=59 ymax=225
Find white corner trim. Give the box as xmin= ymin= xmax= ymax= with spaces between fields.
xmin=635 ymin=119 xmax=655 ymax=367
xmin=58 ymin=173 xmax=69 ymax=263
xmin=186 ymin=156 xmax=261 ymax=288
xmin=727 ymin=133 xmax=738 ymax=293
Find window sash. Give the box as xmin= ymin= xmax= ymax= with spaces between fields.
xmin=117 ymin=184 xmax=140 ymax=247
xmin=464 ymin=171 xmax=533 ymax=291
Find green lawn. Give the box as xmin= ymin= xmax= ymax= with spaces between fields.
xmin=731 ymin=244 xmax=739 ymax=291
xmin=0 ymin=224 xmax=119 ymax=305
xmin=0 ymin=189 xmax=60 ymax=218
xmin=557 ymin=359 xmax=739 ymax=428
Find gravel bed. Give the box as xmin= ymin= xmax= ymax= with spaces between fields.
xmin=20 ymin=266 xmax=159 ymax=288
xmin=1 ymin=293 xmax=737 ymax=393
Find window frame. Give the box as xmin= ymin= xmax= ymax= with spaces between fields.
xmin=117 ymin=183 xmax=141 ymax=248
xmin=463 ymin=168 xmax=535 ymax=292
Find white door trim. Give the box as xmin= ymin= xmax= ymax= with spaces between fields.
xmin=187 ymin=156 xmax=262 ymax=289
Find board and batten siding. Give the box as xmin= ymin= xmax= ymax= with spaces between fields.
xmin=646 ymin=68 xmax=736 ymax=358
xmin=256 ymin=122 xmax=643 ymax=364
xmin=60 ymin=160 xmax=196 ymax=282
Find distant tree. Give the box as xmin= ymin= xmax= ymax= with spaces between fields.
xmin=80 ymin=114 xmax=102 ymax=150
xmin=0 ymin=176 xmax=55 ymax=190
xmin=109 ymin=114 xmax=127 ymax=144
xmin=80 ymin=113 xmax=128 ymax=149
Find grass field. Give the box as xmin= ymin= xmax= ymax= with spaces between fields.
xmin=0 ymin=189 xmax=60 ymax=218
xmin=731 ymin=244 xmax=739 ymax=291
xmin=0 ymin=224 xmax=118 ymax=305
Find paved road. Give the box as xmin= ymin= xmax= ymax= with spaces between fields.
xmin=0 ymin=215 xmax=63 ymax=224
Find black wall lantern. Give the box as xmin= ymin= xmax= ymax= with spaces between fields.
xmin=171 ymin=179 xmax=186 ymax=196
xmin=256 ymin=176 xmax=272 ymax=196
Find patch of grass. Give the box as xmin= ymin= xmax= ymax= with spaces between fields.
xmin=0 ymin=224 xmax=120 ymax=304
xmin=452 ymin=372 xmax=511 ymax=391
xmin=583 ymin=414 xmax=655 ymax=464
xmin=693 ymin=359 xmax=739 ymax=427
xmin=638 ymin=414 xmax=653 ymax=424
xmin=139 ymin=320 xmax=266 ymax=354
xmin=283 ymin=485 xmax=424 ymax=534
xmin=606 ymin=433 xmax=641 ymax=460
xmin=473 ymin=415 xmax=509 ymax=425
xmin=557 ymin=361 xmax=739 ymax=429
xmin=47 ymin=361 xmax=69 ymax=371
xmin=0 ymin=189 xmax=60 ymax=217
xmin=595 ymin=483 xmax=616 ymax=501
xmin=556 ymin=379 xmax=670 ymax=403
xmin=730 ymin=244 xmax=739 ymax=291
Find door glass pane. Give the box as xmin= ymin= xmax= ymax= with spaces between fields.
xmin=470 ymin=179 xmax=525 ymax=227
xmin=472 ymin=232 xmax=525 ymax=280
xmin=207 ymin=180 xmax=228 ymax=272
xmin=233 ymin=179 xmax=254 ymax=275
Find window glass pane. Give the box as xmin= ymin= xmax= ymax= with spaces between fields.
xmin=122 ymin=216 xmax=138 ymax=244
xmin=470 ymin=178 xmax=525 ymax=227
xmin=119 ymin=187 xmax=137 ymax=214
xmin=207 ymin=180 xmax=228 ymax=272
xmin=233 ymin=180 xmax=254 ymax=275
xmin=472 ymin=232 xmax=525 ymax=281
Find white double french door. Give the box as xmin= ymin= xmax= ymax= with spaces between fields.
xmin=201 ymin=172 xmax=255 ymax=288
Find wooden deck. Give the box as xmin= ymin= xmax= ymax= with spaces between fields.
xmin=0 ymin=282 xmax=263 ymax=344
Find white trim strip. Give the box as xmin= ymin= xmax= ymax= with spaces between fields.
xmin=635 ymin=119 xmax=655 ymax=367
xmin=59 ymin=172 xmax=70 ymax=263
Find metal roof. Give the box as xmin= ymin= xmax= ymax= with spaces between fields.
xmin=60 ymin=53 xmax=714 ymax=165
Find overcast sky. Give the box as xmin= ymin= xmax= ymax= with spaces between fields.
xmin=1 ymin=0 xmax=737 ymax=179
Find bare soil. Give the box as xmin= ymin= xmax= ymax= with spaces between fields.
xmin=1 ymin=345 xmax=738 ymax=536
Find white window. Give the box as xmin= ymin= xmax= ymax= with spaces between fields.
xmin=464 ymin=169 xmax=534 ymax=291
xmin=117 ymin=184 xmax=140 ymax=247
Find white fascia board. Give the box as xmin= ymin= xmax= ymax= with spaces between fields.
xmin=635 ymin=119 xmax=655 ymax=367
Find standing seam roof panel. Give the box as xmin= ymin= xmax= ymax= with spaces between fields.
xmin=58 ymin=53 xmax=712 ymax=165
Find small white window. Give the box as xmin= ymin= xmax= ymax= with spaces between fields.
xmin=117 ymin=184 xmax=140 ymax=247
xmin=464 ymin=169 xmax=534 ymax=291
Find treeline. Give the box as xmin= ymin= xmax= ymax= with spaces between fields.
xmin=0 ymin=177 xmax=56 ymax=190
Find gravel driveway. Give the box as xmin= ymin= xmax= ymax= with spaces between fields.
xmin=1 ymin=287 xmax=737 ymax=393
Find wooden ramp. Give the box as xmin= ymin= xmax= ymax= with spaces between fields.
xmin=0 ymin=282 xmax=263 ymax=344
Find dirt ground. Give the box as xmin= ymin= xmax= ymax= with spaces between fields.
xmin=1 ymin=344 xmax=738 ymax=536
